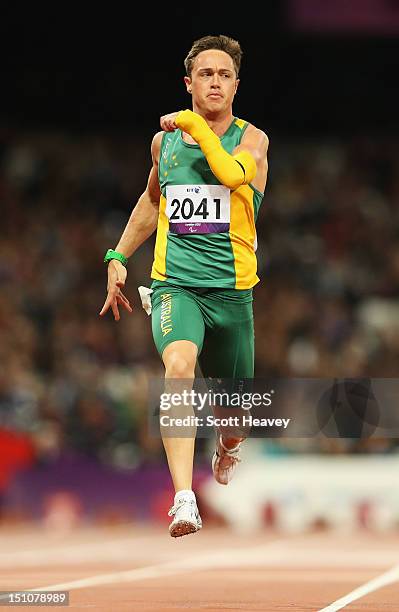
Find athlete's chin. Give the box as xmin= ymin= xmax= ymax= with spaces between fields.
xmin=204 ymin=99 xmax=226 ymax=113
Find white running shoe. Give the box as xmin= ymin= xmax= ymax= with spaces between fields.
xmin=168 ymin=491 xmax=202 ymax=538
xmin=212 ymin=436 xmax=242 ymax=485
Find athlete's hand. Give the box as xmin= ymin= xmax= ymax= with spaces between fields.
xmin=174 ymin=109 xmax=199 ymax=134
xmin=160 ymin=112 xmax=180 ymax=132
xmin=164 ymin=110 xmax=209 ymax=147
xmin=99 ymin=259 xmax=133 ymax=321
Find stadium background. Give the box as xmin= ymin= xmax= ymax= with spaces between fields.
xmin=1 ymin=1 xmax=399 ymax=535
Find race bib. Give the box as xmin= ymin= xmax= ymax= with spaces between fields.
xmin=166 ymin=185 xmax=230 ymax=234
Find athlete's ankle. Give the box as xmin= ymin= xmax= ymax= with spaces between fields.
xmin=220 ymin=436 xmax=245 ymax=450
xmin=174 ymin=489 xmax=195 ymax=500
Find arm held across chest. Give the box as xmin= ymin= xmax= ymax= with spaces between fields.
xmin=175 ymin=110 xmax=256 ymax=190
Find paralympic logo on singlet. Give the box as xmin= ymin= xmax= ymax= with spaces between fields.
xmin=160 ymin=294 xmax=173 ymax=336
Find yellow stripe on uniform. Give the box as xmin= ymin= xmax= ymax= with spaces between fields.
xmin=234 ymin=118 xmax=246 ymax=130
xmin=151 ymin=194 xmax=169 ymax=281
xmin=229 ymin=185 xmax=259 ymax=289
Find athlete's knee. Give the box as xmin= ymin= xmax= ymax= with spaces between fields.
xmin=164 ymin=352 xmax=196 ymax=379
xmin=163 ymin=340 xmax=198 ymax=378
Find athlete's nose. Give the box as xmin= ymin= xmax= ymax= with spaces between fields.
xmin=210 ymin=73 xmax=221 ymax=88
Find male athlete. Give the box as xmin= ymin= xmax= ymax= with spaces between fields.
xmin=100 ymin=35 xmax=269 ymax=537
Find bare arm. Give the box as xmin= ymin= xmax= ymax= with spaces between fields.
xmin=99 ymin=132 xmax=163 ymax=320
xmin=115 ymin=132 xmax=162 ymax=256
xmin=233 ymin=125 xmax=269 ymax=194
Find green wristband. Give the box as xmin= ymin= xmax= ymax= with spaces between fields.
xmin=104 ymin=249 xmax=128 ymax=267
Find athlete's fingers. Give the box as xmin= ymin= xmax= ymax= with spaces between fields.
xmin=165 ymin=118 xmax=177 ymax=131
xmin=118 ymin=289 xmax=129 ymax=300
xmin=111 ymin=298 xmax=120 ymax=321
xmin=99 ymin=302 xmax=108 ymax=316
xmin=116 ymin=293 xmax=133 ymax=312
xmin=115 ymin=288 xmax=130 ymax=304
xmin=99 ymin=293 xmax=114 ymax=316
xmin=118 ymin=291 xmax=131 ymax=305
xmin=162 ymin=121 xmax=175 ymax=133
xmin=100 ymin=279 xmax=120 ymax=312
xmin=120 ymin=301 xmax=133 ymax=313
xmin=101 ymin=260 xmax=127 ymax=318
xmin=160 ymin=113 xmax=178 ymax=132
xmin=104 ymin=283 xmax=117 ymax=299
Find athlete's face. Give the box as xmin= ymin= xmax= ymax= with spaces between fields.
xmin=184 ymin=49 xmax=239 ymax=115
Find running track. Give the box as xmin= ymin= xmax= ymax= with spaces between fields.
xmin=0 ymin=524 xmax=398 ymax=610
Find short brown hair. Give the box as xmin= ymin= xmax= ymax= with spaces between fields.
xmin=184 ymin=35 xmax=243 ymax=78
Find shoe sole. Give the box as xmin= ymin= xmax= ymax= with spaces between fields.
xmin=169 ymin=520 xmax=200 ymax=538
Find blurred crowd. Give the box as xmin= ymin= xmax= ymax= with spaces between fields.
xmin=1 ymin=128 xmax=399 ymax=490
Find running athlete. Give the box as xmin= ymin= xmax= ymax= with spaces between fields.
xmin=100 ymin=35 xmax=269 ymax=537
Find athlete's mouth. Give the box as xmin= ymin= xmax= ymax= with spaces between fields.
xmin=208 ymin=93 xmax=223 ymax=99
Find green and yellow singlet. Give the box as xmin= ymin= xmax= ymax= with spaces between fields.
xmin=151 ymin=118 xmax=264 ymax=290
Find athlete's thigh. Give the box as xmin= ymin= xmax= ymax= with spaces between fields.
xmin=198 ymin=300 xmax=254 ymax=379
xmin=151 ymin=286 xmax=205 ymax=358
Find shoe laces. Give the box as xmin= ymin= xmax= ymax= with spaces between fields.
xmin=216 ymin=449 xmax=241 ymax=466
xmin=219 ymin=437 xmax=242 ymax=462
xmin=168 ymin=498 xmax=193 ymax=517
xmin=223 ymin=453 xmax=241 ymax=466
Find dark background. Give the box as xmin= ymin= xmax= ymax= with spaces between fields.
xmin=2 ymin=2 xmax=398 ymax=136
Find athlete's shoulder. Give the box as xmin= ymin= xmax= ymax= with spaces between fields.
xmin=151 ymin=131 xmax=165 ymax=153
xmin=151 ymin=131 xmax=167 ymax=164
xmin=242 ymin=122 xmax=269 ymax=149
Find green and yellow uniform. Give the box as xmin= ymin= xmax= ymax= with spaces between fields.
xmin=151 ymin=118 xmax=264 ymax=377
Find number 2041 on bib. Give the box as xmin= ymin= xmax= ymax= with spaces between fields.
xmin=166 ymin=185 xmax=230 ymax=235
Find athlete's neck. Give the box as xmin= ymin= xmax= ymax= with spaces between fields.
xmin=192 ymin=107 xmax=234 ymax=138
xmin=202 ymin=114 xmax=234 ymax=137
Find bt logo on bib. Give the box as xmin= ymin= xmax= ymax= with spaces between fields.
xmin=166 ymin=184 xmax=230 ymax=235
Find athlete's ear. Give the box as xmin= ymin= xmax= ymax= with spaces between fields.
xmin=184 ymin=76 xmax=192 ymax=94
xmin=234 ymin=78 xmax=240 ymax=95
